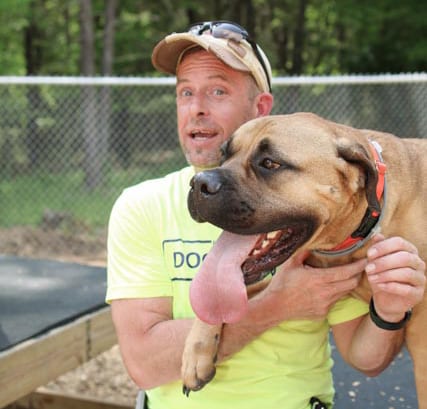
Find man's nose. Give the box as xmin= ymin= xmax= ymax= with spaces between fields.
xmin=189 ymin=94 xmax=209 ymax=117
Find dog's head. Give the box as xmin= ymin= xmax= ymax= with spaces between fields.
xmin=188 ymin=113 xmax=380 ymax=284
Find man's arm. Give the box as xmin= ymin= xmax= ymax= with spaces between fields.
xmin=332 ymin=235 xmax=425 ymax=375
xmin=112 ymin=297 xmax=191 ymax=390
xmin=332 ymin=315 xmax=404 ymax=376
xmin=112 ymin=254 xmax=365 ymax=389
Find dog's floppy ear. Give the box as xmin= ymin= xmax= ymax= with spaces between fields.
xmin=336 ymin=139 xmax=381 ymax=215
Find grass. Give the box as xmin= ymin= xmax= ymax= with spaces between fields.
xmin=0 ymin=156 xmax=186 ymax=228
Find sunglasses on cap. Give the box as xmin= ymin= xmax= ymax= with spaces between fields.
xmin=188 ymin=21 xmax=272 ymax=92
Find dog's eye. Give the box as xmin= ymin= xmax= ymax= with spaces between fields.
xmin=260 ymin=158 xmax=281 ymax=170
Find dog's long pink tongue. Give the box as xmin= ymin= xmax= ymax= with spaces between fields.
xmin=190 ymin=231 xmax=259 ymax=325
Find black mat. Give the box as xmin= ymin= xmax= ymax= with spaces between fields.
xmin=0 ymin=255 xmax=107 ymax=352
xmin=331 ymin=336 xmax=417 ymax=408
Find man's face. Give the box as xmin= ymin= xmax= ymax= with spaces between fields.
xmin=176 ymin=49 xmax=261 ymax=169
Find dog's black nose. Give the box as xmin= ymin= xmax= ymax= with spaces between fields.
xmin=192 ymin=171 xmax=223 ymax=196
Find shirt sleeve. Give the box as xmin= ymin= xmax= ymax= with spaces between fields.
xmin=106 ymin=183 xmax=172 ymax=303
xmin=328 ymin=295 xmax=369 ymax=326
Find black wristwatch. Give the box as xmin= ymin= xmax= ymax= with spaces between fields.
xmin=369 ymin=298 xmax=412 ymax=331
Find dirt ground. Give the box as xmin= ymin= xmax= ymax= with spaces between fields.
xmin=0 ymin=226 xmax=139 ymax=406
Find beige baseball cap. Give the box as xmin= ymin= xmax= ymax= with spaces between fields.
xmin=151 ymin=30 xmax=272 ymax=93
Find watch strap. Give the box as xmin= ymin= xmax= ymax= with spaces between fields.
xmin=369 ymin=298 xmax=412 ymax=331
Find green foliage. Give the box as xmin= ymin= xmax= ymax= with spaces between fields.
xmin=0 ymin=0 xmax=425 ymax=76
xmin=0 ymin=155 xmax=186 ymax=228
xmin=0 ymin=0 xmax=29 ymax=74
xmin=0 ymin=0 xmax=425 ymax=231
xmin=335 ymin=0 xmax=427 ymax=73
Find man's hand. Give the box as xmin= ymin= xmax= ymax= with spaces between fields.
xmin=263 ymin=250 xmax=366 ymax=321
xmin=365 ymin=234 xmax=426 ymax=322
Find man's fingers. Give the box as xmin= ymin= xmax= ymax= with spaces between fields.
xmin=315 ymin=258 xmax=367 ymax=283
xmin=367 ymin=236 xmax=419 ymax=261
xmin=367 ymin=249 xmax=423 ymax=272
xmin=368 ymin=265 xmax=425 ymax=286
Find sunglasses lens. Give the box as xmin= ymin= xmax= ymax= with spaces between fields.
xmin=211 ymin=22 xmax=247 ymax=42
xmin=189 ymin=21 xmax=247 ymax=39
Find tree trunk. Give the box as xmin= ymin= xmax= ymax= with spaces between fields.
xmin=102 ymin=0 xmax=116 ymax=76
xmin=79 ymin=0 xmax=102 ymax=189
xmin=291 ymin=0 xmax=308 ymax=75
xmin=98 ymin=0 xmax=117 ymax=178
xmin=244 ymin=0 xmax=256 ymax=40
xmin=24 ymin=0 xmax=44 ymax=169
xmin=80 ymin=0 xmax=95 ymax=76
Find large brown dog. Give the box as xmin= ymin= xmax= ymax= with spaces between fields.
xmin=181 ymin=112 xmax=427 ymax=406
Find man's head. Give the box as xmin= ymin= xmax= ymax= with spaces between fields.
xmin=152 ymin=21 xmax=274 ymax=169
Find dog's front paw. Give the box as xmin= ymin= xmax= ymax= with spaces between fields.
xmin=181 ymin=321 xmax=222 ymax=395
xmin=182 ymin=359 xmax=216 ymax=396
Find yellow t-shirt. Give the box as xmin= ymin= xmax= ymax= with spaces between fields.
xmin=107 ymin=166 xmax=369 ymax=409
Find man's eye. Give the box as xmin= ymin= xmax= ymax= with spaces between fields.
xmin=260 ymin=158 xmax=281 ymax=170
xmin=178 ymin=89 xmax=192 ymax=97
xmin=212 ymin=88 xmax=225 ymax=96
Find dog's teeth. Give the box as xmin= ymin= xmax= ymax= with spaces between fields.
xmin=261 ymin=240 xmax=270 ymax=248
xmin=267 ymin=231 xmax=280 ymax=239
xmin=252 ymin=249 xmax=262 ymax=255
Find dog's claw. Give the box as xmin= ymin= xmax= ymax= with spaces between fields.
xmin=182 ymin=382 xmax=201 ymax=397
xmin=183 ymin=385 xmax=191 ymax=397
xmin=182 ymin=367 xmax=216 ymax=397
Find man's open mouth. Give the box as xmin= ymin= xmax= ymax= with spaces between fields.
xmin=190 ymin=130 xmax=217 ymax=140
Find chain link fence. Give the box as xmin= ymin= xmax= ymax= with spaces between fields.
xmin=0 ymin=74 xmax=426 ymax=230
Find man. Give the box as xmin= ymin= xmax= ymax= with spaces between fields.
xmin=107 ymin=21 xmax=425 ymax=409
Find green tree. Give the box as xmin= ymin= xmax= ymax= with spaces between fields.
xmin=0 ymin=0 xmax=29 ymax=75
xmin=334 ymin=0 xmax=427 ymax=73
xmin=0 ymin=0 xmax=425 ymax=75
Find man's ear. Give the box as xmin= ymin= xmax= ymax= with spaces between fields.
xmin=256 ymin=92 xmax=274 ymax=117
